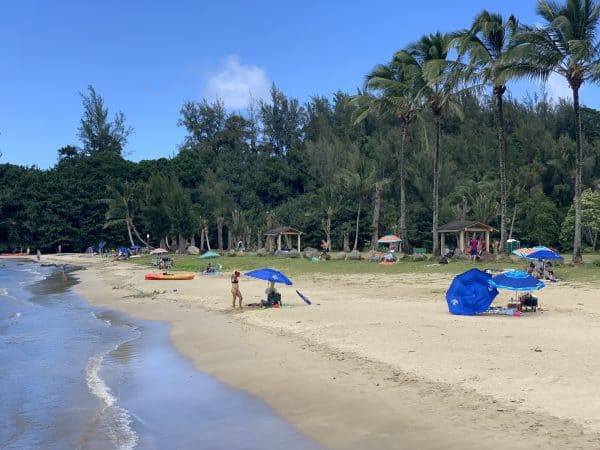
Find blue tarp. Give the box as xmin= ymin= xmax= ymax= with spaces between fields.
xmin=490 ymin=270 xmax=545 ymax=291
xmin=117 ymin=247 xmax=132 ymax=256
xmin=445 ymin=269 xmax=499 ymax=315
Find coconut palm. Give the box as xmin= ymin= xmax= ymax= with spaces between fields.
xmin=336 ymin=155 xmax=376 ymax=252
xmin=452 ymin=11 xmax=518 ymax=256
xmin=315 ymin=184 xmax=342 ymax=252
xmin=102 ymin=181 xmax=149 ymax=247
xmin=395 ymin=32 xmax=465 ymax=255
xmin=506 ymin=0 xmax=600 ymax=263
xmin=350 ymin=60 xmax=421 ymax=248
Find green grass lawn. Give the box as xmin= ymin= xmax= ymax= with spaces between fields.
xmin=128 ymin=253 xmax=600 ymax=284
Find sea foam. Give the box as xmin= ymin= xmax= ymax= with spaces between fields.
xmin=85 ymin=354 xmax=138 ymax=450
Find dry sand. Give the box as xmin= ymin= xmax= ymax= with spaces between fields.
xmin=42 ymin=254 xmax=600 ymax=449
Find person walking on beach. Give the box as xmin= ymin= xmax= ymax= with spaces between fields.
xmin=231 ymin=270 xmax=243 ymax=309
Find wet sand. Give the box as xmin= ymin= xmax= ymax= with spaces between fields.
xmin=43 ymin=254 xmax=600 ymax=449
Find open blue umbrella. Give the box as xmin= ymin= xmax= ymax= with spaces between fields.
xmin=490 ymin=270 xmax=545 ymax=291
xmin=445 ymin=268 xmax=498 ymax=315
xmin=523 ymin=246 xmax=563 ymax=261
xmin=245 ymin=268 xmax=293 ymax=285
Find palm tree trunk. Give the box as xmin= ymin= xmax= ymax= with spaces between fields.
xmin=398 ymin=122 xmax=408 ymax=247
xmin=178 ymin=232 xmax=186 ymax=254
xmin=573 ymin=87 xmax=583 ymax=264
xmin=432 ymin=112 xmax=441 ymax=256
xmin=326 ymin=210 xmax=332 ymax=252
xmin=204 ymin=225 xmax=212 ymax=251
xmin=508 ymin=205 xmax=517 ymax=240
xmin=130 ymin=223 xmax=149 ymax=247
xmin=353 ymin=199 xmax=362 ymax=251
xmin=371 ymin=182 xmax=382 ymax=250
xmin=495 ymin=88 xmax=508 ymax=255
xmin=125 ymin=217 xmax=135 ymax=247
xmin=217 ymin=216 xmax=224 ymax=251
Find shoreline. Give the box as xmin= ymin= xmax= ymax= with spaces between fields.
xmin=38 ymin=254 xmax=600 ymax=449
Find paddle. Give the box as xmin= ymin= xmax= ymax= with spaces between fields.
xmin=296 ymin=290 xmax=312 ymax=305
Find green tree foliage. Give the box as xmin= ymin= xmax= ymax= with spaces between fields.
xmin=452 ymin=11 xmax=518 ymax=255
xmin=5 ymin=5 xmax=600 ymax=256
xmin=78 ymin=85 xmax=133 ymax=156
xmin=560 ymin=188 xmax=600 ymax=249
xmin=506 ymin=0 xmax=600 ymax=262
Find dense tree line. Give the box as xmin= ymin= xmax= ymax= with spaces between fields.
xmin=2 ymin=0 xmax=600 ymax=259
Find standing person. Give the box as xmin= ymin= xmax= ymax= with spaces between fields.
xmin=469 ymin=235 xmax=479 ymax=262
xmin=231 ymin=270 xmax=243 ymax=309
xmin=320 ymin=239 xmax=329 ymax=260
xmin=36 ymin=249 xmax=41 ymax=262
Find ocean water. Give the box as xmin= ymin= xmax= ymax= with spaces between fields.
xmin=0 ymin=260 xmax=320 ymax=450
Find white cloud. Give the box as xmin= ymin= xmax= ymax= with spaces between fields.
xmin=203 ymin=55 xmax=271 ymax=109
xmin=543 ymin=73 xmax=571 ymax=103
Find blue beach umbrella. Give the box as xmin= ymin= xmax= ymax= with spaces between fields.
xmin=490 ymin=270 xmax=545 ymax=291
xmin=524 ymin=246 xmax=563 ymax=261
xmin=445 ymin=268 xmax=499 ymax=315
xmin=245 ymin=268 xmax=293 ymax=285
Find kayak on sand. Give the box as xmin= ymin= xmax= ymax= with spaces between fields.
xmin=144 ymin=272 xmax=195 ymax=280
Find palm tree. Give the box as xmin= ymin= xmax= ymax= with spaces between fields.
xmin=336 ymin=155 xmax=376 ymax=252
xmin=452 ymin=11 xmax=518 ymax=256
xmin=370 ymin=178 xmax=391 ymax=250
xmin=350 ymin=61 xmax=421 ymax=248
xmin=102 ymin=181 xmax=149 ymax=247
xmin=395 ymin=32 xmax=464 ymax=255
xmin=315 ymin=185 xmax=342 ymax=252
xmin=506 ymin=0 xmax=600 ymax=263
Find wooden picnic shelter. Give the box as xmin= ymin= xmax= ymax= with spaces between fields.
xmin=265 ymin=226 xmax=304 ymax=253
xmin=437 ymin=220 xmax=496 ymax=254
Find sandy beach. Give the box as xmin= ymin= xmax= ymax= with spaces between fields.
xmin=43 ymin=254 xmax=600 ymax=449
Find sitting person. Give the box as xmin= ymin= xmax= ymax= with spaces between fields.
xmin=264 ymin=282 xmax=281 ymax=306
xmin=204 ymin=262 xmax=216 ymax=273
xmin=265 ymin=282 xmax=277 ymax=296
xmin=545 ymin=269 xmax=558 ymax=282
xmin=384 ymin=249 xmax=396 ymax=262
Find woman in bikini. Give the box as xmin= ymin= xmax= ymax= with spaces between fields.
xmin=231 ymin=270 xmax=243 ymax=309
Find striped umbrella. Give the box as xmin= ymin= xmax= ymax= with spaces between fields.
xmin=490 ymin=270 xmax=546 ymax=291
xmin=377 ymin=234 xmax=402 ymax=244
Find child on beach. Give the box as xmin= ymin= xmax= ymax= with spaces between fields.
xmin=231 ymin=270 xmax=243 ymax=309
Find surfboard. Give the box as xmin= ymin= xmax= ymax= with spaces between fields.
xmin=296 ymin=290 xmax=312 ymax=305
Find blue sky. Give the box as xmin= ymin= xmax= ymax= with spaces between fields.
xmin=1 ymin=0 xmax=597 ymax=169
